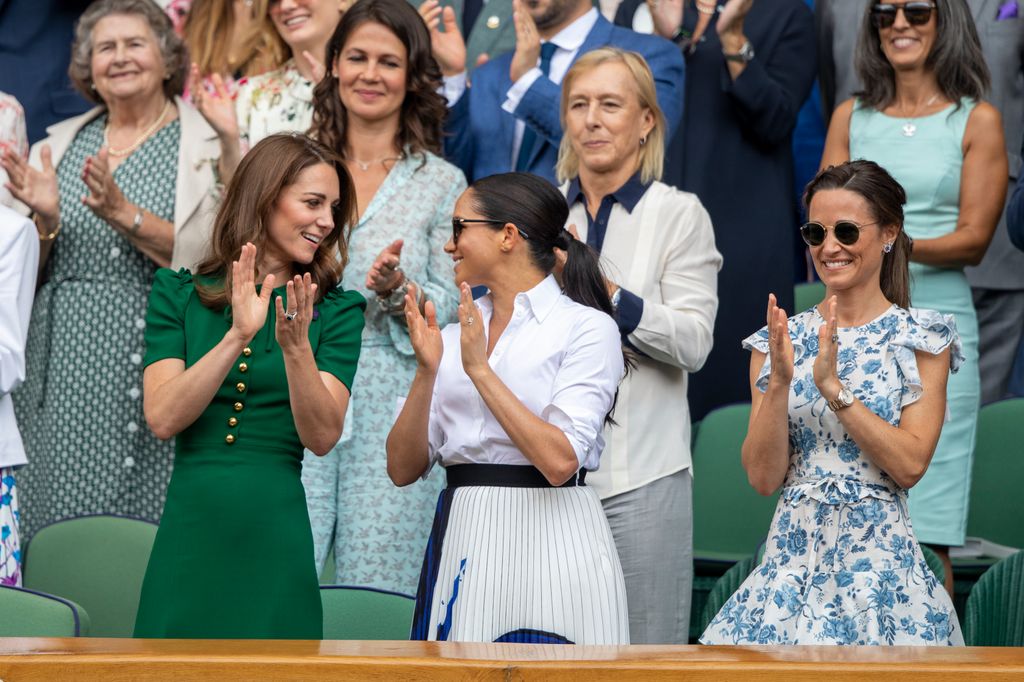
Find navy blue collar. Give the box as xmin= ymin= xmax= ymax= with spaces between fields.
xmin=567 ymin=172 xmax=650 ymax=214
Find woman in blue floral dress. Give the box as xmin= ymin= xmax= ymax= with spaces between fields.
xmin=702 ymin=160 xmax=964 ymax=646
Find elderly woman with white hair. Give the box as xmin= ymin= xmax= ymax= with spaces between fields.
xmin=0 ymin=0 xmax=219 ymax=541
xmin=557 ymin=46 xmax=722 ymax=644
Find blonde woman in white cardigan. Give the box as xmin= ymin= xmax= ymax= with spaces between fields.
xmin=558 ymin=47 xmax=722 ymax=644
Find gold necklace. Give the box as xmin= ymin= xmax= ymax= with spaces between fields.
xmin=899 ymin=94 xmax=940 ymax=138
xmin=104 ymin=100 xmax=172 ymax=157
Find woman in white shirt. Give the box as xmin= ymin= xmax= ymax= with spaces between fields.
xmin=558 ymin=47 xmax=722 ymax=643
xmin=386 ymin=172 xmax=630 ymax=645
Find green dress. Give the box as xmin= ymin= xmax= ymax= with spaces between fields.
xmin=134 ymin=268 xmax=365 ymax=639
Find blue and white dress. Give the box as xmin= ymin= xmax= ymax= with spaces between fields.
xmin=701 ymin=305 xmax=965 ymax=646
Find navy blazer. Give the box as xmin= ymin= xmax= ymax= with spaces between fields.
xmin=444 ymin=13 xmax=685 ymax=183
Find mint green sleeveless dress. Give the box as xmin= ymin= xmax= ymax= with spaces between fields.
xmin=850 ymin=99 xmax=980 ymax=547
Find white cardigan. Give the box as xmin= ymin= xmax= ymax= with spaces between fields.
xmin=0 ymin=206 xmax=38 ymax=468
xmin=25 ymin=96 xmax=220 ymax=270
xmin=565 ymin=180 xmax=723 ymax=499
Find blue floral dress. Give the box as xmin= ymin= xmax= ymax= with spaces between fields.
xmin=701 ymin=305 xmax=965 ymax=646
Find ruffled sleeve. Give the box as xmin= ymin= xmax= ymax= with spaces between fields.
xmin=741 ymin=311 xmax=817 ymax=393
xmin=742 ymin=325 xmax=772 ymax=393
xmin=144 ymin=268 xmax=194 ymax=367
xmin=891 ymin=307 xmax=964 ymax=408
xmin=313 ymin=288 xmax=367 ymax=392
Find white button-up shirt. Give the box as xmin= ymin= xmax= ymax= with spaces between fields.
xmin=425 ymin=275 xmax=624 ymax=474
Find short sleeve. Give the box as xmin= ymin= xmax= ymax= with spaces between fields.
xmin=314 ymin=288 xmax=367 ymax=392
xmin=891 ymin=307 xmax=964 ymax=407
xmin=741 ymin=311 xmax=816 ymax=393
xmin=144 ymin=268 xmax=194 ymax=367
xmin=742 ymin=325 xmax=772 ymax=393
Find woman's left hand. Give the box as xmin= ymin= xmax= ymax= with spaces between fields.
xmin=366 ymin=239 xmax=405 ymax=293
xmin=458 ymin=282 xmax=488 ymax=377
xmin=813 ymin=295 xmax=843 ymax=401
xmin=716 ymin=0 xmax=754 ymax=40
xmin=275 ymin=273 xmax=316 ymax=354
xmin=82 ymin=147 xmax=130 ymax=227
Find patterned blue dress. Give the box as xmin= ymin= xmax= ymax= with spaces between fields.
xmin=701 ymin=305 xmax=965 ymax=646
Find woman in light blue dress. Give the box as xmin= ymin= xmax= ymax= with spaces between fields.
xmin=820 ymin=0 xmax=1007 ymax=590
xmin=702 ymin=160 xmax=963 ymax=645
xmin=300 ymin=0 xmax=465 ymax=594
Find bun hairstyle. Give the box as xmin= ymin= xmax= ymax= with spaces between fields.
xmin=803 ymin=159 xmax=911 ymax=309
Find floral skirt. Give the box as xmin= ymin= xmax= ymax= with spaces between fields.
xmin=1 ymin=467 xmax=21 ymax=586
xmin=701 ymin=481 xmax=963 ymax=646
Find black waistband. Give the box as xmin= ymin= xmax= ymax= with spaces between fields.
xmin=445 ymin=464 xmax=587 ymax=488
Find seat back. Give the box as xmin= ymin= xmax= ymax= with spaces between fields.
xmin=23 ymin=514 xmax=158 ymax=637
xmin=692 ymin=404 xmax=779 ymax=561
xmin=320 ymin=585 xmax=415 ymax=640
xmin=699 ymin=555 xmax=756 ymax=632
xmin=793 ymin=281 xmax=826 ymax=313
xmin=964 ymin=551 xmax=1024 ymax=646
xmin=968 ymin=398 xmax=1024 ymax=550
xmin=0 ymin=585 xmax=90 ymax=637
xmin=920 ymin=543 xmax=946 ymax=585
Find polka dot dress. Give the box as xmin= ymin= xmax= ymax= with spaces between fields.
xmin=13 ymin=115 xmax=179 ymax=542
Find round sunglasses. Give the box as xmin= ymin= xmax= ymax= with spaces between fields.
xmin=871 ymin=2 xmax=937 ymax=29
xmin=799 ymin=220 xmax=879 ymax=247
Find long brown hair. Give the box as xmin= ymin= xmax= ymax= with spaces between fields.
xmin=803 ymin=160 xmax=911 ymax=309
xmin=309 ymin=0 xmax=446 ymax=157
xmin=194 ymin=134 xmax=356 ymax=309
xmin=183 ymin=0 xmax=286 ymax=78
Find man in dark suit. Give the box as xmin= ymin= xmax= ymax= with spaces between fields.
xmin=820 ymin=0 xmax=1024 ymax=403
xmin=0 ymin=0 xmax=92 ymax=143
xmin=427 ymin=0 xmax=685 ymax=183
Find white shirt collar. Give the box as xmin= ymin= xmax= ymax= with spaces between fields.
xmin=477 ymin=274 xmax=562 ymax=324
xmin=547 ymin=7 xmax=599 ymax=52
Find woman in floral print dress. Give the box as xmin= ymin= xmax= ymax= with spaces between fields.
xmin=702 ymin=160 xmax=963 ymax=646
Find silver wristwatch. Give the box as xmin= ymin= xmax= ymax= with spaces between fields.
xmin=827 ymin=385 xmax=855 ymax=412
xmin=723 ymin=40 xmax=755 ymax=63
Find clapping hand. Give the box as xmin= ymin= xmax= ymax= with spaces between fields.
xmin=766 ymin=293 xmax=794 ymax=387
xmin=189 ymin=64 xmax=239 ymax=141
xmin=275 ymin=273 xmax=316 ymax=352
xmin=2 ymin=143 xmax=59 ymax=233
xmin=366 ymin=239 xmax=404 ymax=293
xmin=716 ymin=0 xmax=754 ymax=41
xmin=230 ymin=243 xmax=276 ymax=343
xmin=457 ymin=282 xmax=487 ymax=377
xmin=419 ymin=0 xmax=467 ymax=76
xmin=646 ymin=0 xmax=685 ymax=40
xmin=813 ymin=295 xmax=842 ymax=401
xmin=82 ymin=147 xmax=130 ymax=226
xmin=405 ymin=283 xmax=444 ymax=373
xmin=510 ymin=0 xmax=541 ymax=83
xmin=301 ymin=50 xmax=327 ymax=83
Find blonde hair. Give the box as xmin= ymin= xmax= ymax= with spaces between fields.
xmin=555 ymin=47 xmax=665 ymax=184
xmin=183 ymin=0 xmax=286 ymax=78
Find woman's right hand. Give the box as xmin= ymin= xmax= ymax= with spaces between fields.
xmin=405 ymin=283 xmax=443 ymax=373
xmin=1 ymin=143 xmax=59 ymax=230
xmin=766 ymin=292 xmax=794 ymax=387
xmin=189 ymin=64 xmax=239 ymax=141
xmin=230 ymin=242 xmax=275 ymax=343
xmin=419 ymin=0 xmax=467 ymax=76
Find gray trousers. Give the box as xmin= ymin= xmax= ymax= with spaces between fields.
xmin=601 ymin=468 xmax=693 ymax=644
xmin=971 ymin=288 xmax=1024 ymax=404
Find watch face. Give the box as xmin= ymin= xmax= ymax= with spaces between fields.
xmin=839 ymin=387 xmax=854 ymax=405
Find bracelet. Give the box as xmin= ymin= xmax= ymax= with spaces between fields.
xmin=33 ymin=213 xmax=61 ymax=241
xmin=377 ymin=270 xmax=410 ymax=315
xmin=128 ymin=207 xmax=144 ymax=236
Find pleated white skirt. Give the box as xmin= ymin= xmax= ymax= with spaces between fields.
xmin=411 ymin=481 xmax=630 ymax=644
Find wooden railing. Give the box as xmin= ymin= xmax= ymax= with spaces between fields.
xmin=0 ymin=638 xmax=1022 ymax=681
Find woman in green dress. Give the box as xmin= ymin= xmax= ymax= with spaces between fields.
xmin=134 ymin=134 xmax=365 ymax=639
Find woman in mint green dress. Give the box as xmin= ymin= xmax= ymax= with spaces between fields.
xmin=821 ymin=0 xmax=1007 ymax=591
xmin=135 ymin=134 xmax=364 ymax=638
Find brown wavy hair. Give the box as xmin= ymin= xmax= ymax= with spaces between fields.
xmin=194 ymin=134 xmax=357 ymax=310
xmin=183 ymin=0 xmax=286 ymax=79
xmin=804 ymin=160 xmax=911 ymax=309
xmin=309 ymin=0 xmax=446 ymax=158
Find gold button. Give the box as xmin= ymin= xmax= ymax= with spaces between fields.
xmin=243 ymin=347 xmax=252 ymax=357
xmin=228 ymin=417 xmax=238 ymax=427
xmin=225 ymin=434 xmax=235 ymax=444
xmin=239 ymin=362 xmax=248 ymax=373
xmin=486 ymin=15 xmax=499 ymax=28
xmin=234 ymin=402 xmax=243 ymax=412
xmin=236 ymin=382 xmax=246 ymax=393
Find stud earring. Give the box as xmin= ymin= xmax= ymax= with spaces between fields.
xmin=640 ymin=135 xmax=647 ymax=146
xmin=883 ymin=241 xmax=893 ymax=254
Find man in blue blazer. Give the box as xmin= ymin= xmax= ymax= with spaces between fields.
xmin=428 ymin=0 xmax=684 ymax=184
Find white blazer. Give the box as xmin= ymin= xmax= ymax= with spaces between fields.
xmin=0 ymin=206 xmax=38 ymax=468
xmin=24 ymin=96 xmax=220 ymax=270
xmin=565 ymin=180 xmax=723 ymax=499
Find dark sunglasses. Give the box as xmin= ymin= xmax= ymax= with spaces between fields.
xmin=451 ymin=217 xmax=530 ymax=246
xmin=800 ymin=220 xmax=879 ymax=247
xmin=871 ymin=2 xmax=937 ymax=28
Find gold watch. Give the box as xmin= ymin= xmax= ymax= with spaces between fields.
xmin=827 ymin=385 xmax=854 ymax=412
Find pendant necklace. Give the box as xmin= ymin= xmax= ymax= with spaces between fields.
xmin=900 ymin=94 xmax=940 ymax=138
xmin=349 ymin=154 xmax=402 ymax=171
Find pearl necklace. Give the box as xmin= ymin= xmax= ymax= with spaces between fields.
xmin=899 ymin=94 xmax=940 ymax=138
xmin=104 ymin=100 xmax=172 ymax=157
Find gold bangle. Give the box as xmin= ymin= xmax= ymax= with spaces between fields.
xmin=34 ymin=214 xmax=61 ymax=241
